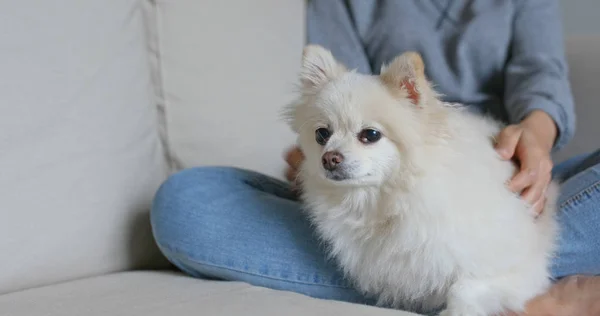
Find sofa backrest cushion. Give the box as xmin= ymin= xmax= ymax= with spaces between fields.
xmin=148 ymin=0 xmax=304 ymax=179
xmin=0 ymin=0 xmax=169 ymax=293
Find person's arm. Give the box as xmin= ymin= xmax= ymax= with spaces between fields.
xmin=307 ymin=0 xmax=373 ymax=74
xmin=503 ymin=0 xmax=576 ymax=152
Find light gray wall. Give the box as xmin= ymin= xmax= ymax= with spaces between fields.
xmin=553 ymin=1 xmax=600 ymax=163
xmin=561 ymin=0 xmax=600 ymax=34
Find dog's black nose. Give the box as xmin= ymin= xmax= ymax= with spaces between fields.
xmin=322 ymin=151 xmax=344 ymax=171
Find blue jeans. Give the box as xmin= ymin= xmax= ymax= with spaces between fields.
xmin=150 ymin=149 xmax=600 ymax=310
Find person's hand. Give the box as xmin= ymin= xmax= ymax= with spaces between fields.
xmin=284 ymin=146 xmax=305 ymax=189
xmin=494 ymin=110 xmax=557 ymax=215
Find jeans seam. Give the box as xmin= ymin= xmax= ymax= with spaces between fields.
xmin=157 ymin=241 xmax=353 ymax=290
xmin=560 ymin=180 xmax=600 ymax=209
xmin=247 ymin=174 xmax=297 ymax=200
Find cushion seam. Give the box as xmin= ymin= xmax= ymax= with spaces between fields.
xmin=144 ymin=0 xmax=181 ymax=173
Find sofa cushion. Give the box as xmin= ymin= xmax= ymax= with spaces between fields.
xmin=0 ymin=271 xmax=421 ymax=316
xmin=148 ymin=0 xmax=304 ymax=179
xmin=0 ymin=0 xmax=169 ymax=294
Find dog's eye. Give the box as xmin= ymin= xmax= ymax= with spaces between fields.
xmin=315 ymin=128 xmax=331 ymax=145
xmin=358 ymin=129 xmax=381 ymax=144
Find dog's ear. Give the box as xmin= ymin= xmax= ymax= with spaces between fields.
xmin=300 ymin=45 xmax=346 ymax=91
xmin=379 ymin=52 xmax=429 ymax=106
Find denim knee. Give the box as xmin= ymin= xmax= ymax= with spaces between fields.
xmin=149 ymin=166 xmax=295 ymax=259
xmin=150 ymin=167 xmax=240 ymax=253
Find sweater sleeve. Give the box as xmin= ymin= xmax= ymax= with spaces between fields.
xmin=306 ymin=0 xmax=373 ymax=74
xmin=504 ymin=0 xmax=576 ymax=152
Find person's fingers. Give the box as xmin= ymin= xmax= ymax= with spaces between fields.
xmin=495 ymin=125 xmax=522 ymax=160
xmin=507 ymin=145 xmax=546 ymax=193
xmin=508 ymin=168 xmax=537 ymax=194
xmin=521 ymin=186 xmax=539 ymax=206
xmin=521 ymin=155 xmax=553 ymax=209
xmin=521 ymin=173 xmax=550 ymax=206
xmin=285 ymin=167 xmax=297 ymax=183
xmin=285 ymin=147 xmax=304 ymax=170
xmin=530 ymin=195 xmax=546 ymax=216
xmin=539 ymin=157 xmax=554 ymax=177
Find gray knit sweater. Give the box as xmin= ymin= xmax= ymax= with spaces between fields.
xmin=307 ymin=0 xmax=576 ymax=151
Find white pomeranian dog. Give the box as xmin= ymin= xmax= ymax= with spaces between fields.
xmin=283 ymin=45 xmax=560 ymax=316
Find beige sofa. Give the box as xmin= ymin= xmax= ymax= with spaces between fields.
xmin=0 ymin=1 xmax=597 ymax=315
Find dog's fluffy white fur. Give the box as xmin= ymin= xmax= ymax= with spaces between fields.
xmin=283 ymin=45 xmax=559 ymax=316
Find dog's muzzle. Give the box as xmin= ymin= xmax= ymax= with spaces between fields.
xmin=324 ymin=169 xmax=353 ymax=181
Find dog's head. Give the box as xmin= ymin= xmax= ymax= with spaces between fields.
xmin=284 ymin=45 xmax=439 ymax=187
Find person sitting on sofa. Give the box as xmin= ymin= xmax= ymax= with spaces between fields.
xmin=150 ymin=1 xmax=600 ymax=315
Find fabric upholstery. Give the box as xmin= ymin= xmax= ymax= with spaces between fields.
xmin=148 ymin=0 xmax=304 ymax=179
xmin=0 ymin=0 xmax=169 ymax=294
xmin=0 ymin=271 xmax=420 ymax=316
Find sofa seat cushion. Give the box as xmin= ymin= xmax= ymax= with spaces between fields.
xmin=0 ymin=271 xmax=421 ymax=316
